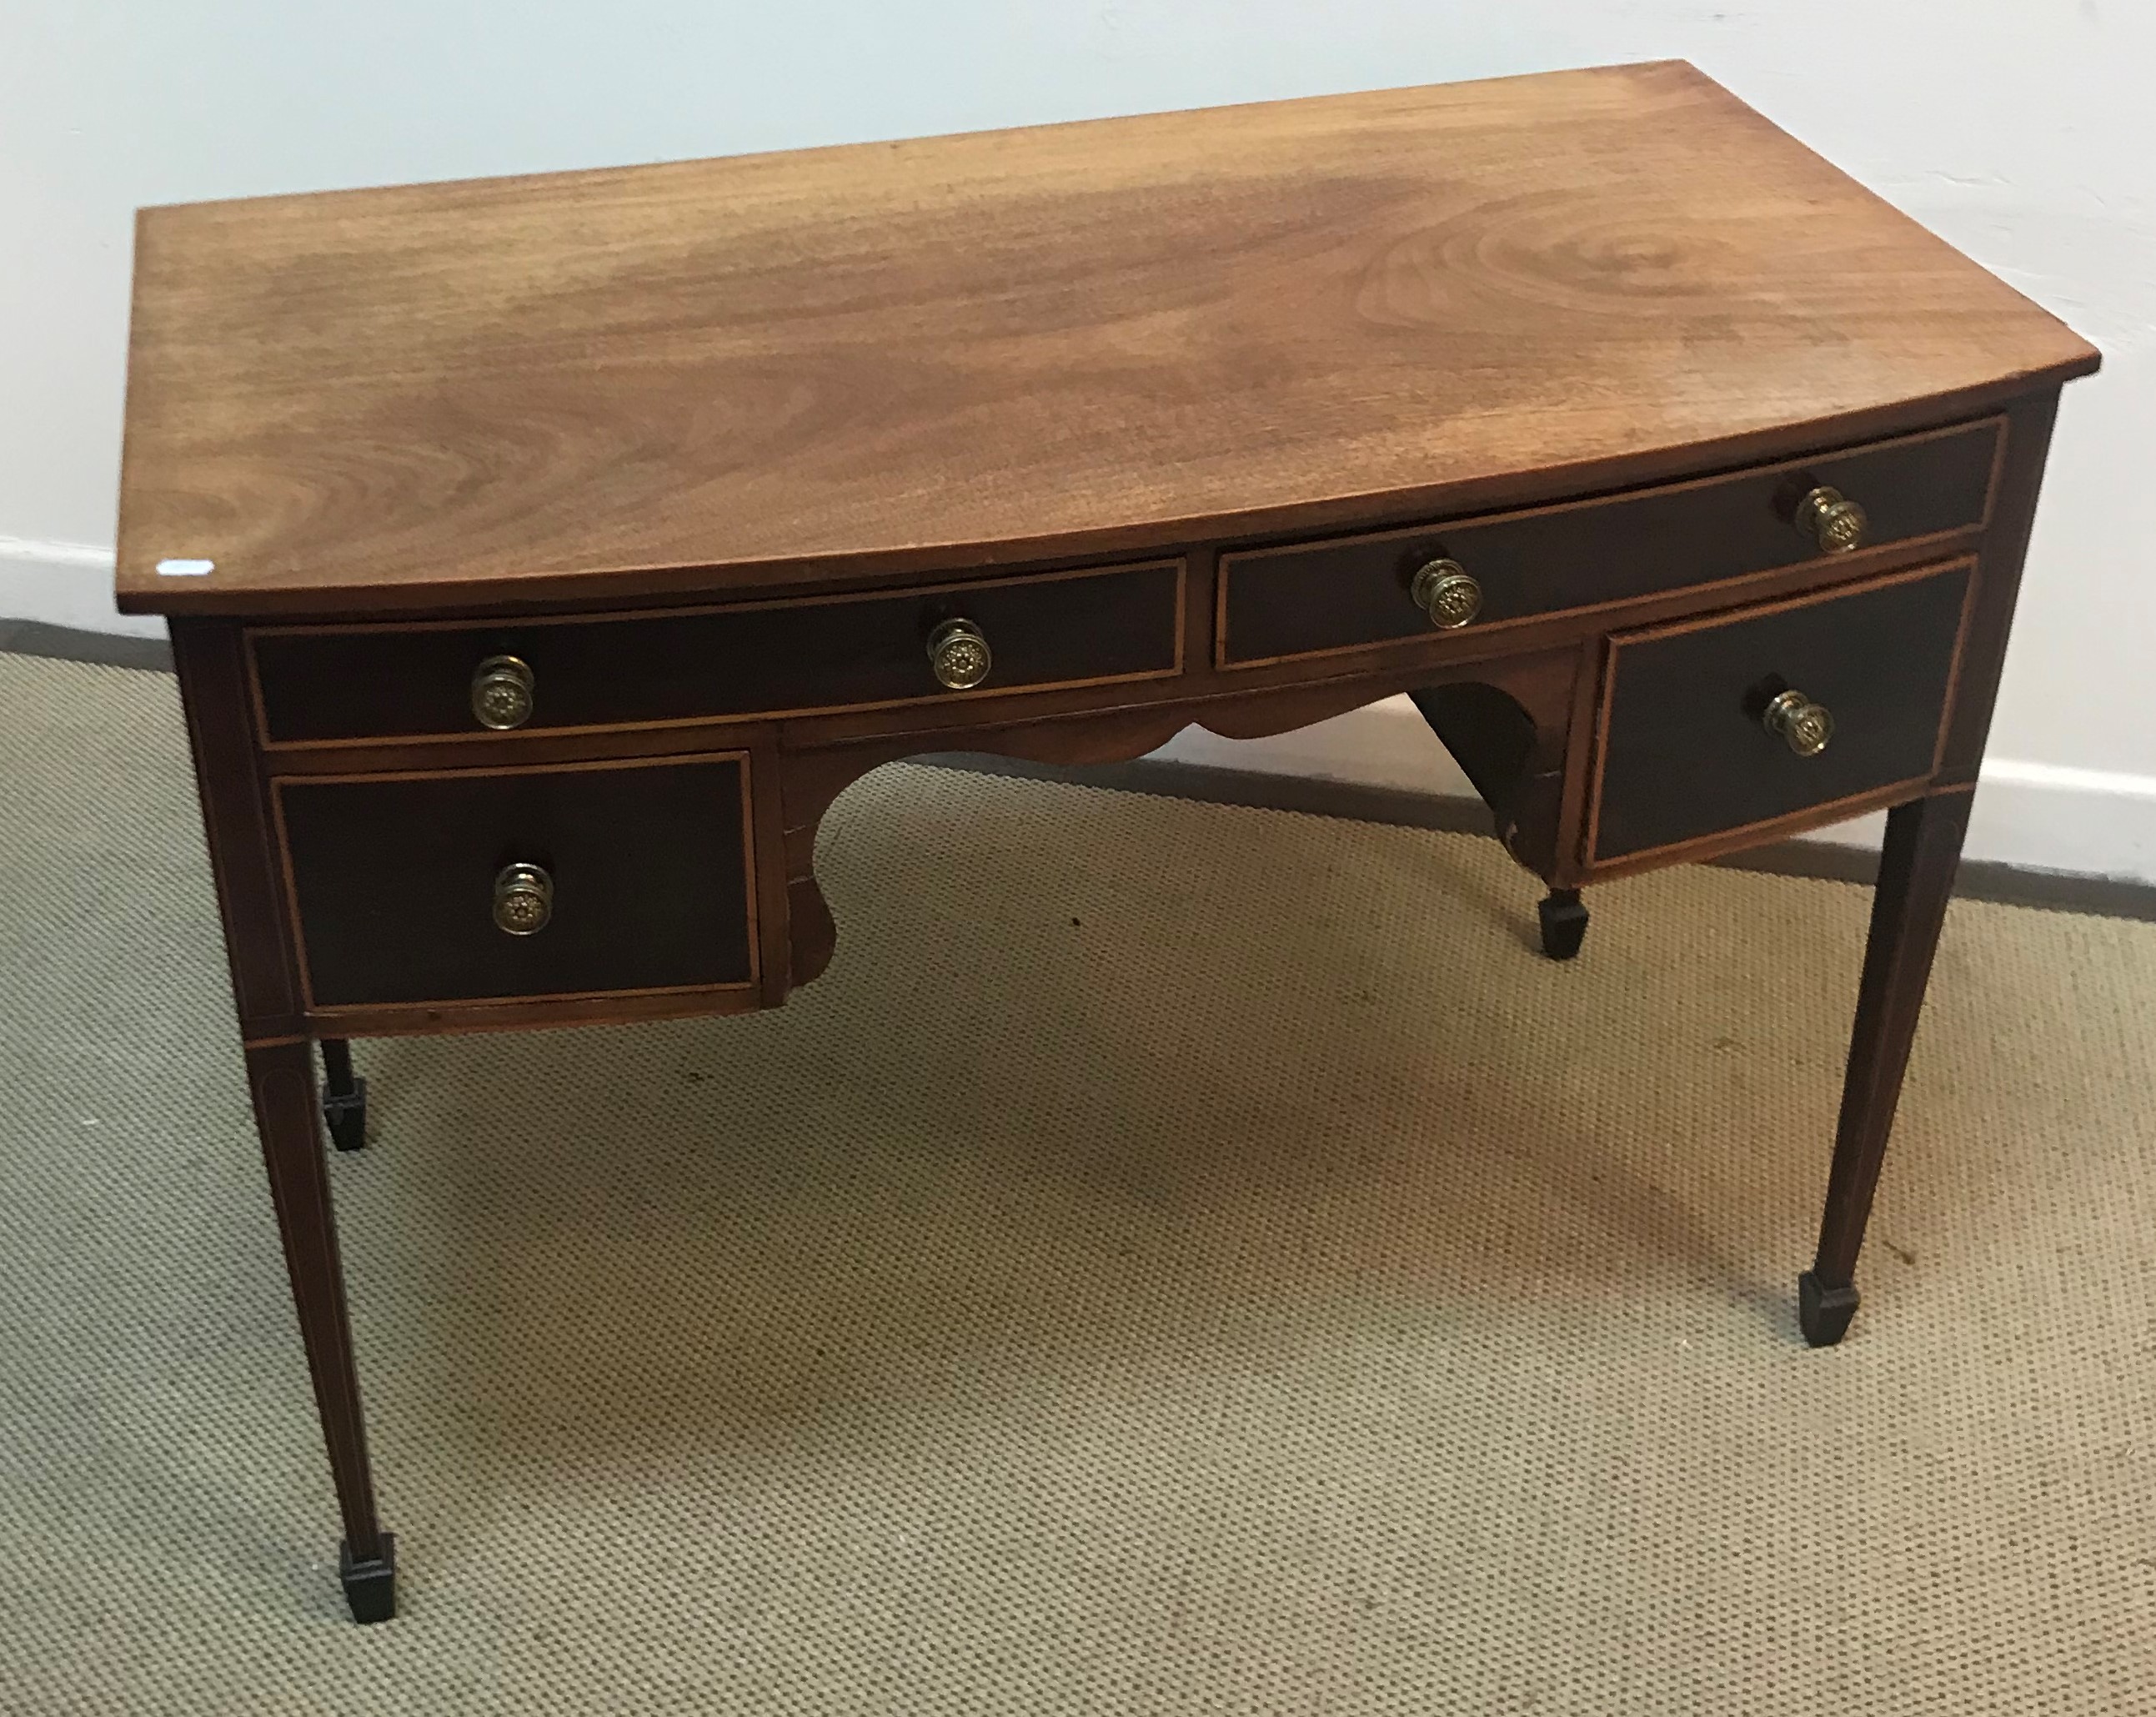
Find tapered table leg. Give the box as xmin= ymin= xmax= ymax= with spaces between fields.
xmin=319 ymin=1037 xmax=368 ymax=1152
xmin=1538 ymin=887 xmax=1589 ymax=960
xmin=247 ymin=1039 xmax=395 ymax=1620
xmin=1799 ymin=790 xmax=1973 ymax=1347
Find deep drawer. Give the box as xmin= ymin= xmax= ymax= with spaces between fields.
xmin=250 ymin=560 xmax=1184 ymax=745
xmin=275 ymin=755 xmax=757 ymax=1010
xmin=1217 ymin=419 xmax=1998 ymax=667
xmin=1587 ymin=561 xmax=1974 ymax=866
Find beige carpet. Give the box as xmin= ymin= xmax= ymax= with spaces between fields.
xmin=2 ymin=651 xmax=2153 ymax=1714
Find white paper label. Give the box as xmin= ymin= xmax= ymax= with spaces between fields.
xmin=155 ymin=558 xmax=214 ymax=577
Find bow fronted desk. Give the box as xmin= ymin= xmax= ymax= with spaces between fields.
xmin=114 ymin=63 xmax=2097 ymax=1620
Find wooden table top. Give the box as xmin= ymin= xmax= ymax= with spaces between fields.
xmin=116 ymin=60 xmax=2095 ymax=617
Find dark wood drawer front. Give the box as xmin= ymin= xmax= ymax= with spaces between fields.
xmin=252 ymin=561 xmax=1183 ymax=744
xmin=1589 ymin=563 xmax=1973 ymax=864
xmin=278 ymin=756 xmax=755 ymax=1009
xmin=1218 ymin=421 xmax=1997 ymax=666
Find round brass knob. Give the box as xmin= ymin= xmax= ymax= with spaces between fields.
xmin=492 ymin=863 xmax=554 ymax=936
xmin=1793 ymin=486 xmax=1868 ymax=555
xmin=471 ymin=655 xmax=535 ymax=730
xmin=1410 ymin=559 xmax=1482 ymax=629
xmin=1762 ymin=688 xmax=1834 ymax=757
xmin=928 ymin=618 xmax=992 ymax=690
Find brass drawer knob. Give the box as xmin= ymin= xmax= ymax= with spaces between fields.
xmin=1762 ymin=687 xmax=1834 ymax=756
xmin=471 ymin=655 xmax=535 ymax=730
xmin=492 ymin=863 xmax=554 ymax=935
xmin=928 ymin=618 xmax=993 ymax=690
xmin=1794 ymin=486 xmax=1868 ymax=555
xmin=1410 ymin=559 xmax=1482 ymax=629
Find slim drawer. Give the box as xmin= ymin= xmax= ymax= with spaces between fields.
xmin=250 ymin=560 xmax=1185 ymax=746
xmin=1586 ymin=561 xmax=1974 ymax=866
xmin=1216 ymin=419 xmax=1999 ymax=667
xmin=274 ymin=755 xmax=757 ymax=1010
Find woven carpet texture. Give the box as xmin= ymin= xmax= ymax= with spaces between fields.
xmin=1 ymin=653 xmax=2152 ymax=1714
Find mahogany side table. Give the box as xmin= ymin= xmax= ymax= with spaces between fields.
xmin=113 ymin=62 xmax=2098 ymax=1620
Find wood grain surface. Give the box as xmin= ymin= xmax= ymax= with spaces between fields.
xmin=115 ymin=61 xmax=2095 ymax=617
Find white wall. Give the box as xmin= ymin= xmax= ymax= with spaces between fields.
xmin=4 ymin=3 xmax=2152 ymax=878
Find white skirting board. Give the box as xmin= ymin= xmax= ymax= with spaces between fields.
xmin=11 ymin=543 xmax=2154 ymax=886
xmin=0 ymin=537 xmax=165 ymax=640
